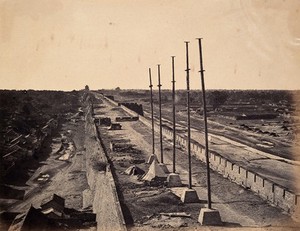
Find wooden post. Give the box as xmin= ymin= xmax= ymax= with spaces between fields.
xmin=157 ymin=64 xmax=164 ymax=163
xmin=149 ymin=68 xmax=155 ymax=154
xmin=185 ymin=41 xmax=192 ymax=189
xmin=171 ymin=56 xmax=176 ymax=173
xmin=197 ymin=38 xmax=212 ymax=209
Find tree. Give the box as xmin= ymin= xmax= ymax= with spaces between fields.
xmin=207 ymin=90 xmax=228 ymax=110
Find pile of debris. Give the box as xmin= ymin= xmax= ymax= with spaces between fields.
xmin=108 ymin=123 xmax=122 ymax=130
xmin=94 ymin=117 xmax=111 ymax=126
xmin=123 ymin=158 xmax=168 ymax=186
xmin=125 ymin=165 xmax=145 ymax=176
xmin=110 ymin=142 xmax=140 ymax=154
xmin=142 ymin=159 xmax=167 ymax=185
xmin=116 ymin=116 xmax=139 ymax=122
xmin=9 ymin=194 xmax=96 ymax=231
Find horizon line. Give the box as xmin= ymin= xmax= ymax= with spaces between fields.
xmin=1 ymin=88 xmax=300 ymax=92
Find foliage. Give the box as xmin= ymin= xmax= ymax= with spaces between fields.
xmin=0 ymin=90 xmax=81 ymax=135
xmin=206 ymin=90 xmax=229 ymax=110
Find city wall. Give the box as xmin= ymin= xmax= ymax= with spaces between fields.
xmin=84 ymin=102 xmax=126 ymax=231
xmin=103 ymin=95 xmax=300 ymax=215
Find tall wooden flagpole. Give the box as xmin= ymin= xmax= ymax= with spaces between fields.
xmin=197 ymin=38 xmax=222 ymax=226
xmin=185 ymin=41 xmax=192 ymax=189
xmin=171 ymin=56 xmax=176 ymax=173
xmin=157 ymin=64 xmax=164 ymax=164
xmin=197 ymin=38 xmax=211 ymax=209
xmin=149 ymin=68 xmax=155 ymax=155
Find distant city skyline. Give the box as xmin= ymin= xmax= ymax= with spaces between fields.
xmin=1 ymin=0 xmax=299 ymax=91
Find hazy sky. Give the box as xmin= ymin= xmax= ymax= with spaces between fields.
xmin=0 ymin=0 xmax=299 ymax=90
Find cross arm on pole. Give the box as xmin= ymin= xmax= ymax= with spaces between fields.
xmin=149 ymin=68 xmax=153 ymax=88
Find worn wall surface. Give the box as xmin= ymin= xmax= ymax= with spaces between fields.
xmin=103 ymin=95 xmax=299 ymax=215
xmin=84 ymin=100 xmax=126 ymax=231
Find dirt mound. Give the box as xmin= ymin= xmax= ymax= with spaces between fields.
xmin=137 ymin=190 xmax=180 ymax=206
xmin=126 ymin=190 xmax=184 ymax=224
xmin=125 ymin=165 xmax=145 ymax=176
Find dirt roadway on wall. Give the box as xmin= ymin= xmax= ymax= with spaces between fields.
xmin=105 ymin=92 xmax=300 ymax=193
xmin=93 ymin=92 xmax=300 ymax=231
xmin=111 ymin=92 xmax=295 ymax=161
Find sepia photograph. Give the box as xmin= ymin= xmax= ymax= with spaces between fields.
xmin=0 ymin=0 xmax=300 ymax=230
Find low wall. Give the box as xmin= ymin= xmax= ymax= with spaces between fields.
xmin=104 ymin=95 xmax=119 ymax=106
xmin=169 ymin=125 xmax=299 ymax=214
xmin=118 ymin=103 xmax=144 ymax=116
xmin=102 ymin=96 xmax=299 ymax=215
xmin=84 ymin=101 xmax=126 ymax=231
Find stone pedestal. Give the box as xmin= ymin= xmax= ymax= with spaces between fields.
xmin=146 ymin=154 xmax=158 ymax=164
xmin=167 ymin=173 xmax=182 ymax=187
xmin=198 ymin=208 xmax=222 ymax=226
xmin=158 ymin=163 xmax=169 ymax=174
xmin=181 ymin=188 xmax=199 ymax=203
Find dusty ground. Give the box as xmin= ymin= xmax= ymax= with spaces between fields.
xmin=141 ymin=106 xmax=300 ymax=193
xmin=0 ymin=113 xmax=95 ymax=230
xmin=2 ymin=91 xmax=298 ymax=231
xmin=93 ymin=92 xmax=300 ymax=231
xmin=105 ymin=91 xmax=300 ymax=194
xmin=109 ymin=92 xmax=296 ymax=161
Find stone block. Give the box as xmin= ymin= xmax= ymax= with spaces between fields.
xmin=158 ymin=163 xmax=169 ymax=174
xmin=198 ymin=208 xmax=222 ymax=226
xmin=167 ymin=173 xmax=182 ymax=187
xmin=181 ymin=188 xmax=199 ymax=203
